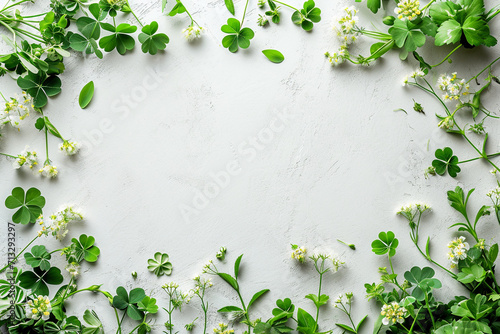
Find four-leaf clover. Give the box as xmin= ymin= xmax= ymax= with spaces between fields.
xmin=147 ymin=252 xmax=173 ymax=276
xmin=221 ymin=18 xmax=255 ymax=53
xmin=432 ymin=147 xmax=461 ymax=177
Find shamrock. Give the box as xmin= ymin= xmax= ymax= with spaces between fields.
xmin=147 ymin=252 xmax=172 ymax=276
xmin=5 ymin=187 xmax=45 ymax=225
xmin=432 ymin=147 xmax=461 ymax=177
xmin=221 ymin=18 xmax=255 ymax=53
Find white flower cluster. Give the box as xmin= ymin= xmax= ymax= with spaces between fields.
xmin=327 ymin=6 xmax=360 ymax=67
xmin=37 ymin=206 xmax=84 ymax=240
xmin=487 ymin=186 xmax=500 ymax=202
xmin=395 ymin=0 xmax=421 ymax=21
xmin=192 ymin=275 xmax=213 ymax=294
xmin=13 ymin=146 xmax=39 ymax=170
xmin=39 ymin=164 xmax=59 ymax=178
xmin=291 ymin=244 xmax=307 ymax=263
xmin=447 ymin=236 xmax=469 ymax=268
xmin=183 ymin=26 xmax=203 ymax=42
xmin=402 ymin=68 xmax=426 ymax=86
xmin=334 ymin=6 xmax=360 ymax=46
xmin=396 ymin=202 xmax=431 ymax=221
xmin=438 ymin=116 xmax=454 ymax=130
xmin=25 ymin=296 xmax=52 ymax=320
xmin=59 ymin=140 xmax=81 ymax=156
xmin=0 ymin=91 xmax=33 ymax=131
xmin=66 ymin=262 xmax=81 ymax=279
xmin=381 ymin=302 xmax=408 ymax=326
xmin=437 ymin=73 xmax=470 ymax=102
xmin=333 ymin=292 xmax=353 ymax=307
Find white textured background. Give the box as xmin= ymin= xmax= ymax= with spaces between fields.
xmin=1 ymin=0 xmax=500 ymax=332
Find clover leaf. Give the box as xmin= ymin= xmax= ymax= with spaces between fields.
xmin=457 ymin=264 xmax=486 ymax=284
xmin=404 ymin=266 xmax=442 ymax=300
xmin=17 ymin=72 xmax=62 ymax=108
xmin=112 ymin=286 xmax=146 ymax=321
xmin=5 ymin=187 xmax=45 ymax=225
xmin=82 ymin=309 xmax=104 ymax=334
xmin=221 ymin=18 xmax=255 ymax=53
xmin=138 ymin=21 xmax=169 ymax=55
xmin=72 ymin=234 xmax=100 ymax=263
xmin=43 ymin=317 xmax=81 ymax=334
xmin=371 ymin=231 xmax=399 ymax=257
xmin=168 ymin=0 xmax=187 ymax=16
xmin=19 ymin=266 xmax=64 ymax=295
xmin=99 ymin=23 xmax=137 ymax=55
xmin=70 ymin=33 xmax=103 ymax=59
xmin=366 ymin=0 xmax=381 ymax=14
xmin=432 ymin=147 xmax=461 ymax=177
xmin=25 ymin=245 xmax=51 ymax=271
xmin=147 ymin=252 xmax=172 ymax=276
xmin=266 ymin=1 xmax=281 ymax=24
xmin=137 ymin=296 xmax=159 ymax=314
xmin=291 ymin=0 xmax=321 ymax=31
xmin=389 ymin=19 xmax=426 ymax=52
xmin=451 ymin=294 xmax=493 ymax=320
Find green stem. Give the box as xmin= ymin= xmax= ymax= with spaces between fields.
xmin=421 ymin=0 xmax=437 ymax=11
xmin=0 ymin=235 xmax=39 ymax=274
xmin=431 ymin=44 xmax=462 ymax=68
xmin=273 ymin=0 xmax=299 ymax=11
xmin=183 ymin=6 xmax=199 ymax=27
xmin=423 ymin=293 xmax=436 ymax=329
xmin=1 ymin=0 xmax=31 ymax=12
xmin=0 ymin=152 xmax=17 ymax=159
xmin=467 ymin=56 xmax=500 ymax=84
xmin=314 ymin=272 xmax=324 ymax=326
xmin=44 ymin=126 xmax=50 ymax=165
xmin=236 ymin=289 xmax=251 ymax=333
xmin=241 ymin=0 xmax=250 ymax=25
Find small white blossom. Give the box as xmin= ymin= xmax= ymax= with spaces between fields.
xmin=438 ymin=116 xmax=454 ymax=130
xmin=447 ymin=236 xmax=470 ymax=268
xmin=13 ymin=146 xmax=39 ymax=170
xmin=291 ymin=244 xmax=307 ymax=263
xmin=0 ymin=91 xmax=33 ymax=130
xmin=39 ymin=164 xmax=58 ymax=178
xmin=333 ymin=6 xmax=360 ymax=46
xmin=183 ymin=26 xmax=203 ymax=41
xmin=66 ymin=262 xmax=80 ymax=279
xmin=59 ymin=140 xmax=81 ymax=156
xmin=437 ymin=72 xmax=470 ymax=103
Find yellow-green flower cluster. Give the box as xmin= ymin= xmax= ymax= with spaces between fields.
xmin=447 ymin=236 xmax=469 ymax=268
xmin=183 ymin=26 xmax=204 ymax=41
xmin=13 ymin=146 xmax=39 ymax=170
xmin=37 ymin=206 xmax=84 ymax=240
xmin=438 ymin=116 xmax=454 ymax=130
xmin=334 ymin=6 xmax=360 ymax=45
xmin=25 ymin=296 xmax=52 ymax=320
xmin=59 ymin=140 xmax=81 ymax=156
xmin=381 ymin=302 xmax=407 ymax=326
xmin=0 ymin=91 xmax=33 ymax=130
xmin=291 ymin=244 xmax=307 ymax=263
xmin=213 ymin=323 xmax=234 ymax=334
xmin=395 ymin=0 xmax=421 ymax=21
xmin=39 ymin=164 xmax=59 ymax=178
